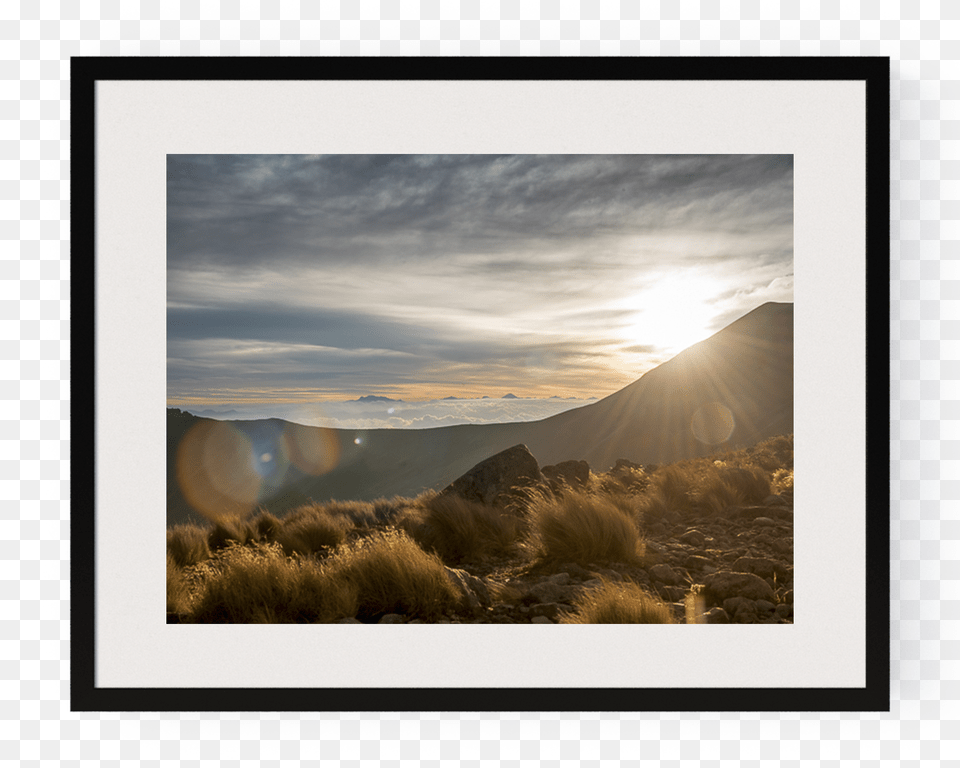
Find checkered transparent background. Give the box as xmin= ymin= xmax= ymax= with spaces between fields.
xmin=4 ymin=0 xmax=956 ymax=763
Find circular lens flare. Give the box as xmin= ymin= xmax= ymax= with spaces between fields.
xmin=176 ymin=420 xmax=342 ymax=521
xmin=691 ymin=402 xmax=735 ymax=445
xmin=176 ymin=420 xmax=262 ymax=520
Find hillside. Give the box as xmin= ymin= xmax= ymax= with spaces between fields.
xmin=167 ymin=302 xmax=793 ymax=525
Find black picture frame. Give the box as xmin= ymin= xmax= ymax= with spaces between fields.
xmin=71 ymin=55 xmax=890 ymax=712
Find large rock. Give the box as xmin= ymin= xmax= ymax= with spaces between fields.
xmin=701 ymin=570 xmax=776 ymax=605
xmin=444 ymin=566 xmax=495 ymax=614
xmin=541 ymin=460 xmax=591 ymax=491
xmin=440 ymin=444 xmax=546 ymax=508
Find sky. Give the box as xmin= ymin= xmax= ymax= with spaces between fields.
xmin=167 ymin=154 xmax=793 ymax=413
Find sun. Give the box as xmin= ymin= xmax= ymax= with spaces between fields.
xmin=624 ymin=273 xmax=719 ymax=354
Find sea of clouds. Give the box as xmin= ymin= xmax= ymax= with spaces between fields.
xmin=182 ymin=396 xmax=597 ymax=431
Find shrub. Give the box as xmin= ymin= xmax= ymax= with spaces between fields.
xmin=188 ymin=542 xmax=357 ymax=624
xmin=275 ymin=504 xmax=350 ymax=557
xmin=715 ymin=464 xmax=770 ymax=505
xmin=398 ymin=493 xmax=521 ymax=564
xmin=166 ymin=552 xmax=193 ymax=615
xmin=650 ymin=464 xmax=696 ymax=510
xmin=326 ymin=529 xmax=460 ymax=621
xmin=771 ymin=468 xmax=794 ymax=503
xmin=251 ymin=509 xmax=282 ymax=541
xmin=207 ymin=513 xmax=256 ymax=551
xmin=167 ymin=523 xmax=211 ymax=568
xmin=558 ymin=579 xmax=674 ymax=624
xmin=526 ymin=488 xmax=644 ymax=565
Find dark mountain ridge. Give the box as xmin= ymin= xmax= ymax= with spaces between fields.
xmin=167 ymin=302 xmax=793 ymax=525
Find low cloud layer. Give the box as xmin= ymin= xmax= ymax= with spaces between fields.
xmin=168 ymin=154 xmax=793 ymax=403
xmin=180 ymin=396 xmax=596 ymax=431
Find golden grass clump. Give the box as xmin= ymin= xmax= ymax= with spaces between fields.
xmin=188 ymin=542 xmax=358 ymax=624
xmin=771 ymin=467 xmax=794 ymax=503
xmin=558 ymin=578 xmax=674 ymax=624
xmin=166 ymin=552 xmax=193 ymax=615
xmin=207 ymin=513 xmax=257 ymax=551
xmin=251 ymin=509 xmax=282 ymax=541
xmin=274 ymin=503 xmax=351 ymax=557
xmin=397 ymin=493 xmax=521 ymax=564
xmin=326 ymin=529 xmax=461 ymax=621
xmin=166 ymin=522 xmax=211 ymax=568
xmin=647 ymin=458 xmax=771 ymax=516
xmin=526 ymin=488 xmax=644 ymax=565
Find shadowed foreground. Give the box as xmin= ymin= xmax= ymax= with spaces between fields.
xmin=167 ymin=435 xmax=794 ymax=625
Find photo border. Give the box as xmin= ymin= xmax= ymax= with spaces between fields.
xmin=70 ymin=55 xmax=890 ymax=712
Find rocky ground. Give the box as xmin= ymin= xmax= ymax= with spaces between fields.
xmin=336 ymin=495 xmax=794 ymax=626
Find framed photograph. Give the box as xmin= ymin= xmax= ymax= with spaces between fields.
xmin=72 ymin=56 xmax=889 ymax=711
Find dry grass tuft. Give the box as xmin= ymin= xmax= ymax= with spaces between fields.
xmin=166 ymin=552 xmax=194 ymax=614
xmin=275 ymin=503 xmax=350 ymax=557
xmin=558 ymin=578 xmax=674 ymax=624
xmin=188 ymin=542 xmax=358 ymax=624
xmin=251 ymin=509 xmax=282 ymax=540
xmin=167 ymin=523 xmax=211 ymax=568
xmin=526 ymin=488 xmax=644 ymax=565
xmin=397 ymin=493 xmax=521 ymax=564
xmin=326 ymin=529 xmax=460 ymax=621
xmin=207 ymin=513 xmax=256 ymax=551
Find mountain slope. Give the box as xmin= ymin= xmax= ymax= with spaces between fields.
xmin=167 ymin=302 xmax=792 ymax=525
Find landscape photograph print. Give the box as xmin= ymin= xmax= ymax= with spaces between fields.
xmin=166 ymin=153 xmax=795 ymax=627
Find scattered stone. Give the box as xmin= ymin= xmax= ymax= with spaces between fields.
xmin=649 ymin=564 xmax=681 ymax=585
xmin=529 ymin=602 xmax=566 ymax=620
xmin=702 ymin=571 xmax=777 ymax=605
xmin=733 ymin=601 xmax=759 ymax=623
xmin=439 ymin=443 xmax=546 ymax=508
xmin=530 ymin=616 xmax=554 ymax=624
xmin=763 ymin=494 xmax=788 ymax=506
xmin=679 ymin=530 xmax=707 ymax=548
xmin=775 ymin=603 xmax=793 ymax=619
xmin=754 ymin=600 xmax=776 ymax=613
xmin=702 ymin=607 xmax=730 ymax=624
xmin=723 ymin=596 xmax=750 ymax=615
xmin=336 ymin=617 xmax=363 ymax=624
xmin=659 ymin=585 xmax=687 ymax=602
xmin=444 ymin=566 xmax=495 ymax=613
xmin=752 ymin=517 xmax=778 ymax=527
xmin=379 ymin=613 xmax=404 ymax=624
xmin=732 ymin=556 xmax=788 ymax=582
xmin=684 ymin=555 xmax=712 ymax=571
xmin=523 ymin=581 xmax=569 ymax=605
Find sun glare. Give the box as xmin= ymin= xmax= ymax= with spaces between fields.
xmin=626 ymin=273 xmax=719 ymax=354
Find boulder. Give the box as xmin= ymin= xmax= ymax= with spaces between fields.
xmin=440 ymin=444 xmax=545 ymax=508
xmin=702 ymin=570 xmax=776 ymax=605
xmin=541 ymin=460 xmax=591 ymax=491
xmin=444 ymin=566 xmax=495 ymax=614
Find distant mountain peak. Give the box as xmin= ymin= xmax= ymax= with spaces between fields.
xmin=356 ymin=395 xmax=403 ymax=403
xmin=501 ymin=393 xmax=519 ymax=399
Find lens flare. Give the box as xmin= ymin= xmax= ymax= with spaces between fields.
xmin=175 ymin=420 xmax=263 ymax=520
xmin=282 ymin=423 xmax=341 ymax=475
xmin=176 ymin=420 xmax=342 ymax=520
xmin=690 ymin=402 xmax=735 ymax=445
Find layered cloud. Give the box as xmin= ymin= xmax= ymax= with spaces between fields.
xmin=167 ymin=154 xmax=793 ymax=403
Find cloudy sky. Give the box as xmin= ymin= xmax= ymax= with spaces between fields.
xmin=167 ymin=154 xmax=793 ymax=409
